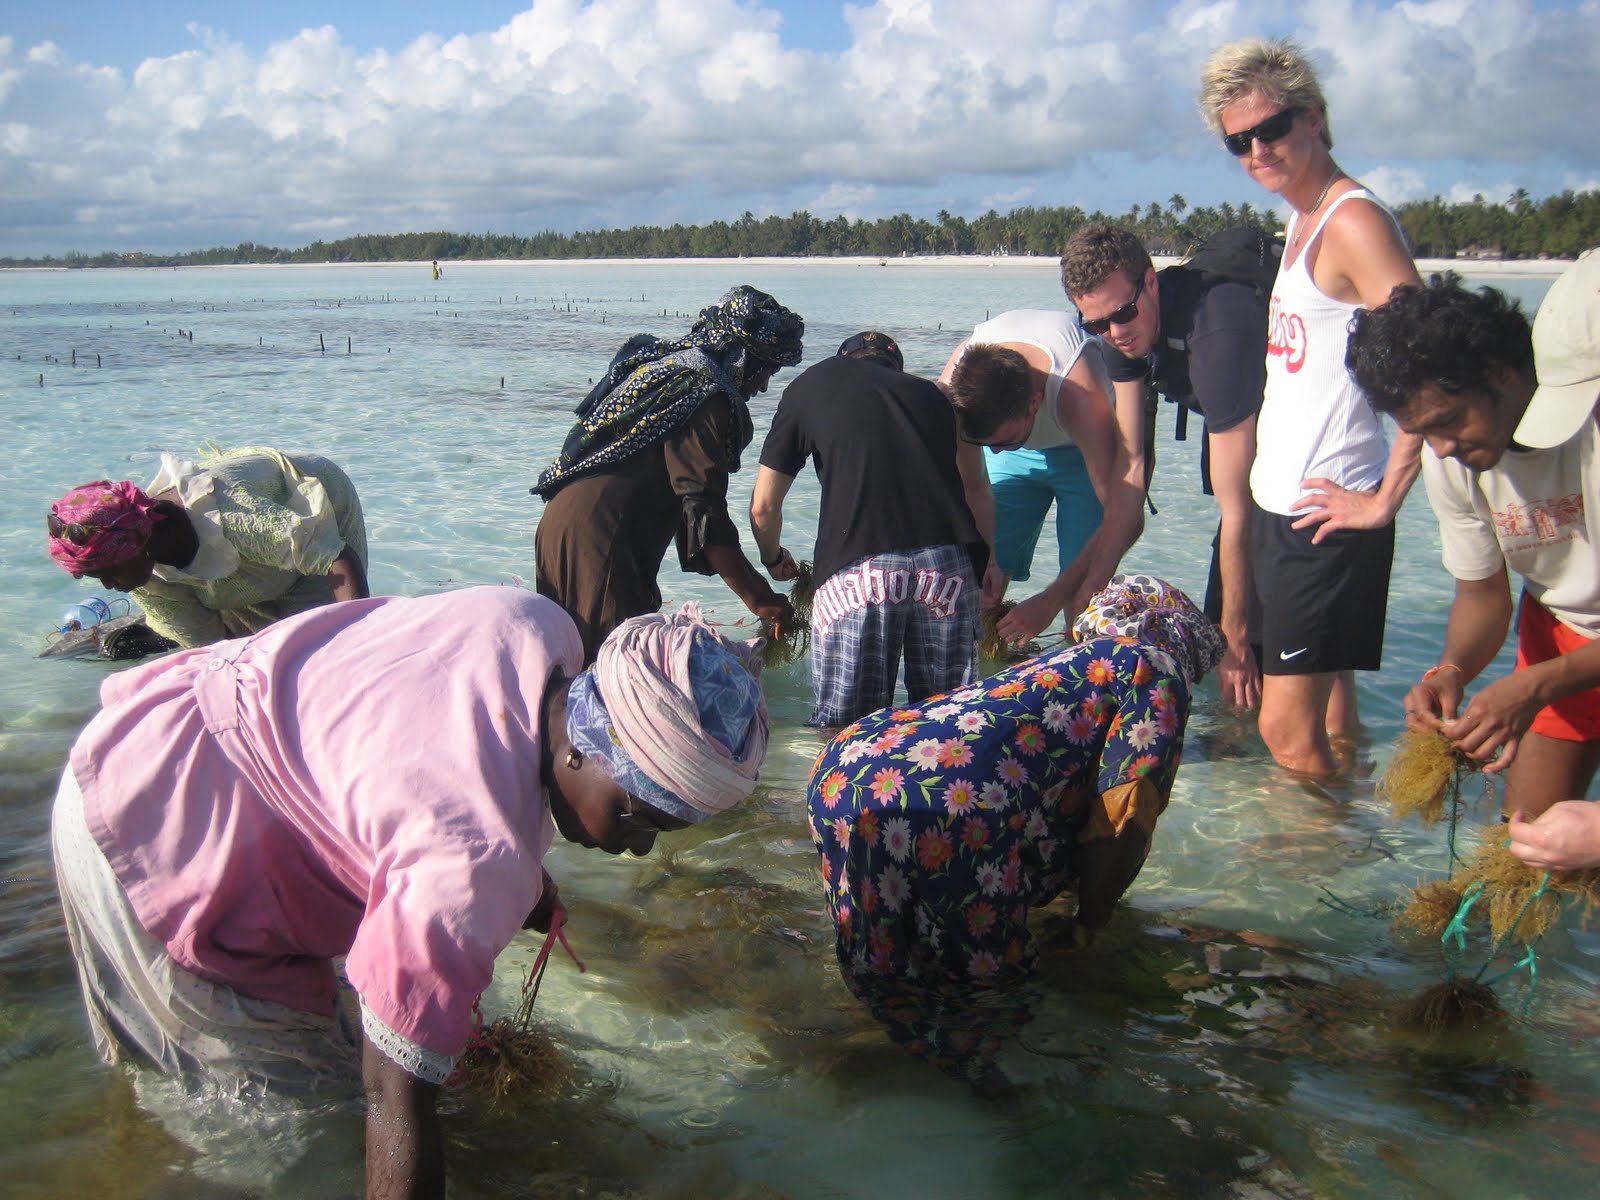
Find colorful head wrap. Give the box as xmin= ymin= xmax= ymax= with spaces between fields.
xmin=531 ymin=286 xmax=804 ymax=499
xmin=691 ymin=285 xmax=805 ymax=369
xmin=1070 ymin=574 xmax=1225 ymax=686
xmin=566 ymin=602 xmax=770 ymax=823
xmin=46 ymin=480 xmax=160 ymax=577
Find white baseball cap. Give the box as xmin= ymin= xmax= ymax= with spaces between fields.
xmin=1515 ymin=247 xmax=1600 ymax=449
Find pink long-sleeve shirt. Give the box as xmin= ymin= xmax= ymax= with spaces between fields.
xmin=69 ymin=586 xmax=582 ymax=1055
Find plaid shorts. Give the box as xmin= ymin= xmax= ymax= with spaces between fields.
xmin=808 ymin=544 xmax=980 ymax=727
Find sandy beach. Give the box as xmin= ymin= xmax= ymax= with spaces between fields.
xmin=3 ymin=254 xmax=1575 ymax=277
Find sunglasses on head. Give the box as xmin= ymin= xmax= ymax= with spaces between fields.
xmin=1078 ymin=273 xmax=1145 ymax=337
xmin=1223 ymin=107 xmax=1298 ymax=157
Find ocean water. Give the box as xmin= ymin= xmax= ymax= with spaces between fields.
xmin=1 ymin=260 xmax=1586 ymax=1199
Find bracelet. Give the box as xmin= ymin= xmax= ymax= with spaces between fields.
xmin=761 ymin=549 xmax=785 ymax=569
xmin=1422 ymin=663 xmax=1463 ymax=682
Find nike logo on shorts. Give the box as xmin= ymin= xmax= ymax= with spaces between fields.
xmin=1279 ymin=647 xmax=1310 ymax=661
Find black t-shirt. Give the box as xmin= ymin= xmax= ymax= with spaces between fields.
xmin=759 ymin=356 xmax=986 ymax=587
xmin=1103 ymin=276 xmax=1266 ymax=435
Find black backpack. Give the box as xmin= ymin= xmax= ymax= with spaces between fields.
xmin=1139 ymin=227 xmax=1281 ymax=496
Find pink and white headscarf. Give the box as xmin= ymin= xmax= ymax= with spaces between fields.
xmin=568 ymin=603 xmax=769 ymax=822
xmin=46 ymin=480 xmax=161 ymax=577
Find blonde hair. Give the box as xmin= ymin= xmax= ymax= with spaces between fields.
xmin=1198 ymin=38 xmax=1333 ymax=149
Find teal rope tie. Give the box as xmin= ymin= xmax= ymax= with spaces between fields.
xmin=1439 ymin=880 xmax=1486 ymax=977
xmin=1474 ymin=870 xmax=1552 ymax=1012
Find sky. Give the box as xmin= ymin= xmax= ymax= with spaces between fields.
xmin=2 ymin=0 xmax=1597 ymax=257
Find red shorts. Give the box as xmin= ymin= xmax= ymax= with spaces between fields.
xmin=1517 ymin=592 xmax=1600 ymax=742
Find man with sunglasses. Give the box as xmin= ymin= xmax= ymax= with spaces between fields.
xmin=1198 ymin=37 xmax=1422 ymax=777
xmin=1062 ymin=222 xmax=1269 ymax=709
xmin=938 ymin=310 xmax=1143 ymax=646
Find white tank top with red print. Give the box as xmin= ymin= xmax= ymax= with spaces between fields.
xmin=1249 ymin=188 xmax=1400 ymax=516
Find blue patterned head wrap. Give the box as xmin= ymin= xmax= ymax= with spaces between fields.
xmin=566 ymin=621 xmax=767 ymax=823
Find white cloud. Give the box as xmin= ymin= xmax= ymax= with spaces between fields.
xmin=0 ymin=0 xmax=1594 ymax=254
xmin=808 ymin=182 xmax=880 ymax=217
xmin=1360 ymin=165 xmax=1430 ymax=206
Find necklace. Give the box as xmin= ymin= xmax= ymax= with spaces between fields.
xmin=1291 ymin=170 xmax=1344 ymax=247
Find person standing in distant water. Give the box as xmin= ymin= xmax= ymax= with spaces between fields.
xmin=750 ymin=331 xmax=987 ymax=727
xmin=1198 ymin=38 xmax=1422 ymax=776
xmin=46 ymin=446 xmax=369 ymax=649
xmin=532 ymin=285 xmax=800 ymax=661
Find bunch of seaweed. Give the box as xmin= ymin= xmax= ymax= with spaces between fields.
xmin=453 ymin=910 xmax=585 ymax=1104
xmin=1456 ymin=836 xmax=1600 ymax=941
xmin=978 ymin=602 xmax=1044 ymax=664
xmin=1391 ymin=826 xmax=1600 ymax=1035
xmin=1384 ymin=729 xmax=1490 ymax=938
xmin=1377 ymin=729 xmax=1480 ymax=828
xmin=1394 ymin=977 xmax=1507 ymax=1036
xmin=760 ymin=561 xmax=814 ymax=669
xmin=1392 ymin=879 xmax=1466 ymax=940
xmin=1377 ymin=728 xmax=1598 ymax=1034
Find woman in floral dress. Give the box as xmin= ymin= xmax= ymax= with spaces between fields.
xmin=807 ymin=575 xmax=1224 ymax=986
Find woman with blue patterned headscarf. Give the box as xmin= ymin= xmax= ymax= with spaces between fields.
xmin=49 ymin=588 xmax=768 ymax=1200
xmin=533 ymin=285 xmax=805 ymax=661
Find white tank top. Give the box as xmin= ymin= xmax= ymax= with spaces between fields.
xmin=969 ymin=309 xmax=1093 ymax=450
xmin=1249 ymin=189 xmax=1397 ymax=515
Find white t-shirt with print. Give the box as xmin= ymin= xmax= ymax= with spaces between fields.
xmin=1424 ymin=418 xmax=1600 ymax=638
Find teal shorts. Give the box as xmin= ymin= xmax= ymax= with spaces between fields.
xmin=986 ymin=445 xmax=1101 ymax=582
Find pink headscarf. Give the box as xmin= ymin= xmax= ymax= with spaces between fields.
xmin=587 ymin=603 xmax=770 ymax=820
xmin=46 ymin=480 xmax=161 ymax=577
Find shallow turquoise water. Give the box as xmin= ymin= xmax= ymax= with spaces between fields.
xmin=0 ymin=260 xmax=1585 ymax=1199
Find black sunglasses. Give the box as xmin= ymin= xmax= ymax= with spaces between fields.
xmin=1222 ymin=107 xmax=1298 ymax=157
xmin=1078 ymin=273 xmax=1145 ymax=337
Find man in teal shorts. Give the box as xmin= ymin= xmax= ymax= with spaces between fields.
xmin=940 ymin=309 xmax=1144 ymax=645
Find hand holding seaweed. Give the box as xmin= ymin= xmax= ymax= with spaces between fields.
xmin=1440 ymin=669 xmax=1547 ymax=774
xmin=454 ymin=908 xmax=586 ymax=1103
xmin=1377 ymin=728 xmax=1480 ymax=827
xmin=759 ymin=560 xmax=813 ymax=669
xmin=1508 ymin=803 xmax=1600 ymax=872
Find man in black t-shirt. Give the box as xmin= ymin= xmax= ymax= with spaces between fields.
xmin=1061 ymin=222 xmax=1266 ymax=708
xmin=751 ymin=331 xmax=987 ymax=726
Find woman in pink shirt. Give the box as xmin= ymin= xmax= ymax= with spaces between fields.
xmin=51 ymin=586 xmax=768 ymax=1200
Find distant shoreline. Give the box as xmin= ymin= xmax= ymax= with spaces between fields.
xmin=0 ymin=254 xmax=1573 ymax=277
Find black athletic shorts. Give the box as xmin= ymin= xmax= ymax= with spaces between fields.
xmin=1250 ymin=504 xmax=1394 ymax=675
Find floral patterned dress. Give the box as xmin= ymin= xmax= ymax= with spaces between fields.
xmin=806 ymin=636 xmax=1191 ymax=985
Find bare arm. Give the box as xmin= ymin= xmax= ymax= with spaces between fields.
xmin=1403 ymin=567 xmax=1515 ymax=732
xmin=1291 ymin=198 xmax=1424 ymax=539
xmin=1432 ymin=570 xmax=1600 ymax=773
xmin=748 ymin=465 xmax=799 ymax=580
xmin=363 ymin=1033 xmax=444 ymax=1200
xmin=952 ymin=421 xmax=1007 ymax=608
xmin=997 ymin=353 xmax=1143 ymax=641
xmin=1109 ymin=376 xmax=1149 ymax=503
xmin=328 ymin=545 xmax=370 ymax=602
xmin=1206 ymin=418 xmax=1262 ymax=708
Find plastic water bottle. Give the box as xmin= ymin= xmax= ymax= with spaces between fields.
xmin=60 ymin=597 xmax=114 ymax=632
